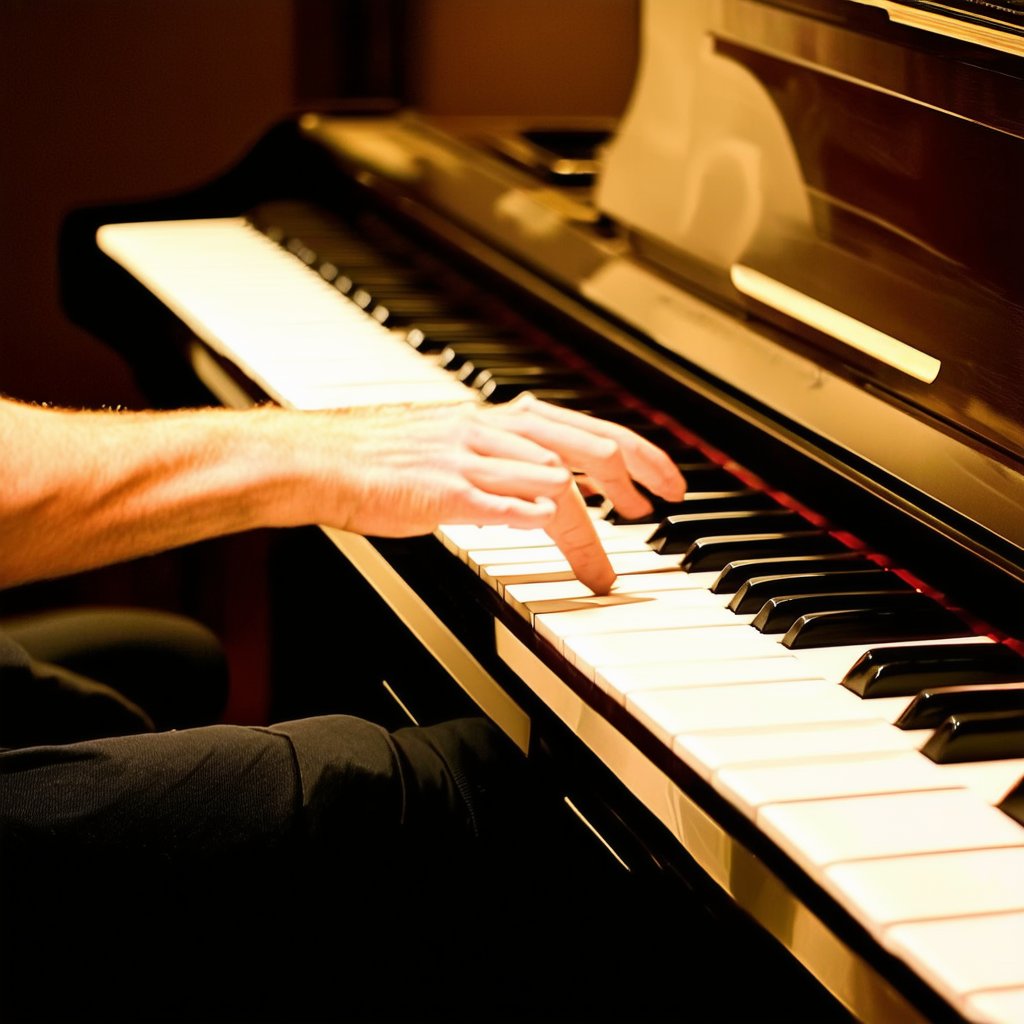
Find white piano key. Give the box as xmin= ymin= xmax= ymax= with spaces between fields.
xmin=758 ymin=789 xmax=1024 ymax=869
xmin=626 ymin=678 xmax=883 ymax=746
xmin=886 ymin=912 xmax=1024 ymax=1021
xmin=665 ymin=669 xmax=1024 ymax=810
xmin=595 ymin=655 xmax=817 ymax=705
xmin=676 ymin=719 xmax=922 ymax=780
xmin=537 ymin=595 xmax=745 ymax=654
xmin=478 ymin=550 xmax=682 ymax=594
xmin=467 ymin=532 xmax=656 ymax=571
xmin=569 ymin=624 xmax=777 ymax=679
xmin=714 ymin=750 xmax=958 ymax=820
xmin=570 ymin=619 xmax=991 ymax=693
xmin=503 ymin=570 xmax=721 ymax=621
xmin=437 ymin=507 xmax=626 ymax=550
xmin=823 ymin=848 xmax=1024 ymax=932
xmin=964 ymin=987 xmax=1024 ymax=1024
xmin=594 ymin=521 xmax=661 ymax=544
xmin=439 ymin=523 xmax=566 ymax=553
xmin=241 ymin=336 xmax=396 ymax=368
xmin=929 ymin=760 xmax=1024 ymax=806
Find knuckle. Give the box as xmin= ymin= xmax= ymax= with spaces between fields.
xmin=591 ymin=436 xmax=624 ymax=471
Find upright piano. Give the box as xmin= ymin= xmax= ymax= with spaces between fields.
xmin=61 ymin=1 xmax=1024 ymax=1020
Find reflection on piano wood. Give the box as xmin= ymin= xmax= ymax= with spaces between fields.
xmin=66 ymin=2 xmax=1024 ymax=1021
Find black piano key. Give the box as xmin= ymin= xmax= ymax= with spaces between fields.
xmin=332 ymin=267 xmax=427 ymax=295
xmin=729 ymin=569 xmax=908 ymax=614
xmin=578 ymin=411 xmax=705 ymax=460
xmin=895 ymin=683 xmax=1024 ymax=730
xmin=602 ymin=483 xmax=778 ymax=524
xmin=477 ymin=379 xmax=610 ymax=405
xmin=681 ymin=532 xmax=847 ymax=573
xmin=632 ymin=431 xmax=707 ymax=461
xmin=921 ymin=710 xmax=1024 ymax=763
xmin=339 ymin=267 xmax=429 ymax=287
xmin=674 ymin=464 xmax=753 ymax=493
xmin=438 ymin=343 xmax=550 ymax=369
xmin=460 ymin=364 xmax=561 ymax=387
xmin=840 ymin=642 xmax=1024 ymax=698
xmin=362 ymin=294 xmax=470 ymax=325
xmin=257 ymin=220 xmax=397 ymax=271
xmin=711 ymin=553 xmax=879 ymax=594
xmin=648 ymin=509 xmax=806 ymax=554
xmin=405 ymin=323 xmax=519 ymax=352
xmin=603 ymin=414 xmax=682 ymax=434
xmin=603 ymin=488 xmax=777 ymax=526
xmin=437 ymin=337 xmax=540 ymax=353
xmin=275 ymin=227 xmax=394 ymax=271
xmin=457 ymin=359 xmax=566 ymax=386
xmin=472 ymin=366 xmax=581 ymax=392
xmin=999 ymin=776 xmax=1024 ymax=827
xmin=352 ymin=284 xmax=452 ymax=307
xmin=600 ymin=464 xmax=750 ymax=505
xmin=551 ymin=398 xmax=634 ymax=416
xmin=754 ymin=590 xmax=939 ymax=633
xmin=285 ymin=238 xmax=318 ymax=266
xmin=781 ymin=605 xmax=970 ymax=649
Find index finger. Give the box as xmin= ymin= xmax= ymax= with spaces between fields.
xmin=544 ymin=479 xmax=616 ymax=594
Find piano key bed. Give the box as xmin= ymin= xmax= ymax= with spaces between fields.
xmin=96 ymin=205 xmax=1024 ymax=1024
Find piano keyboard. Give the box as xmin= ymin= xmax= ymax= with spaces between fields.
xmin=97 ymin=207 xmax=1024 ymax=1024
xmin=96 ymin=217 xmax=475 ymax=411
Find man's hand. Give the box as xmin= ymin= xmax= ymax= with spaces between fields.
xmin=0 ymin=395 xmax=686 ymax=594
xmin=303 ymin=395 xmax=687 ymax=594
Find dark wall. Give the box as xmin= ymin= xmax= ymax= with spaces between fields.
xmin=0 ymin=0 xmax=295 ymax=409
xmin=407 ymin=0 xmax=638 ymax=117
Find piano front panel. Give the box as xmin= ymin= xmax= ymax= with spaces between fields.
xmin=92 ymin=189 xmax=1024 ymax=1023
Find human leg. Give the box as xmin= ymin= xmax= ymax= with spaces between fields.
xmin=0 ymin=606 xmax=228 ymax=735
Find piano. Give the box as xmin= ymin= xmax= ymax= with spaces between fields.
xmin=59 ymin=1 xmax=1024 ymax=1020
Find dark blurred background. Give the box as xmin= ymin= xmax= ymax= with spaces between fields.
xmin=0 ymin=0 xmax=638 ymax=722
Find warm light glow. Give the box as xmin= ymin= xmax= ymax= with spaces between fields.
xmin=731 ymin=264 xmax=942 ymax=384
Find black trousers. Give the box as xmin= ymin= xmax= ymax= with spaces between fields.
xmin=0 ymin=612 xmax=538 ymax=1023
xmin=0 ymin=605 xmax=230 ymax=743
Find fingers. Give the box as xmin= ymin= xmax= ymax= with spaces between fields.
xmin=489 ymin=395 xmax=686 ymax=518
xmin=455 ymin=416 xmax=616 ymax=592
xmin=529 ymin=398 xmax=686 ymax=499
xmin=454 ymin=491 xmax=560 ymax=529
xmin=545 ymin=481 xmax=617 ymax=594
xmin=345 ymin=399 xmax=678 ymax=594
xmin=464 ymin=419 xmax=564 ymax=471
xmin=464 ymin=453 xmax=571 ymax=502
xmin=466 ymin=396 xmax=688 ymax=592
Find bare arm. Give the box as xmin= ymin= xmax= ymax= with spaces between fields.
xmin=0 ymin=399 xmax=293 ymax=588
xmin=0 ymin=394 xmax=685 ymax=593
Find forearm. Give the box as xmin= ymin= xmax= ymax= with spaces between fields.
xmin=0 ymin=392 xmax=685 ymax=594
xmin=0 ymin=399 xmax=323 ymax=587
